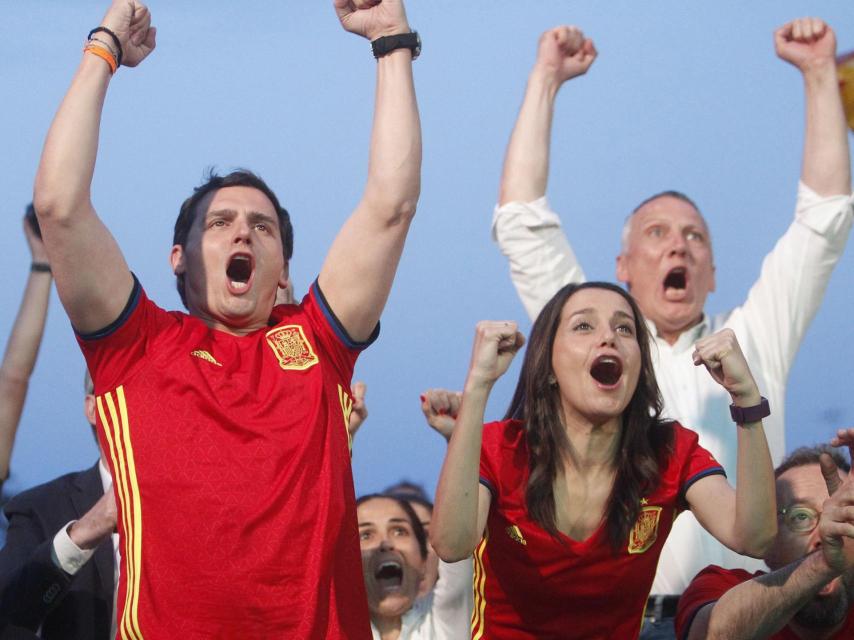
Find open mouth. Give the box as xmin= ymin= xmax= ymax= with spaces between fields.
xmin=590 ymin=355 xmax=623 ymax=387
xmin=663 ymin=267 xmax=687 ymax=291
xmin=226 ymin=254 xmax=254 ymax=293
xmin=374 ymin=560 xmax=404 ymax=590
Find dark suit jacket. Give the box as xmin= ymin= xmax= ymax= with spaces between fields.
xmin=0 ymin=463 xmax=113 ymax=639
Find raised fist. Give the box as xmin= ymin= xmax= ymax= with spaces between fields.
xmin=466 ymin=321 xmax=525 ymax=390
xmin=334 ymin=0 xmax=410 ymax=42
xmin=692 ymin=329 xmax=759 ymax=403
xmin=534 ymin=26 xmax=597 ymax=86
xmin=774 ymin=17 xmax=836 ymax=73
xmin=99 ymin=0 xmax=156 ymax=68
xmin=420 ymin=389 xmax=462 ymax=441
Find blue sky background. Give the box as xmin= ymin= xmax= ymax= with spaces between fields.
xmin=1 ymin=1 xmax=853 ymax=500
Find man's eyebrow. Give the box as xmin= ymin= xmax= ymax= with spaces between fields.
xmin=205 ymin=208 xmax=237 ymax=219
xmin=248 ymin=210 xmax=279 ymax=226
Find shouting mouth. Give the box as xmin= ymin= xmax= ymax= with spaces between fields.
xmin=663 ymin=267 xmax=688 ymax=301
xmin=590 ymin=355 xmax=623 ymax=388
xmin=374 ymin=560 xmax=404 ymax=593
xmin=226 ymin=254 xmax=254 ymax=294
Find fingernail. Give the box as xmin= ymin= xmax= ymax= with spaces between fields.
xmin=419 ymin=395 xmax=425 ymax=403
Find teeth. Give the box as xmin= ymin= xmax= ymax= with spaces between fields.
xmin=379 ymin=561 xmax=401 ymax=571
xmin=230 ymin=280 xmax=249 ymax=291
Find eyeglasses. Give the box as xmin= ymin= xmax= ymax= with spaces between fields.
xmin=778 ymin=505 xmax=820 ymax=534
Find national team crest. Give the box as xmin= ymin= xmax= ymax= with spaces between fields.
xmin=265 ymin=325 xmax=319 ymax=371
xmin=627 ymin=506 xmax=662 ymax=554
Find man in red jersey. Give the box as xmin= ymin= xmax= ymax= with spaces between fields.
xmin=676 ymin=434 xmax=854 ymax=640
xmin=32 ymin=0 xmax=421 ymax=637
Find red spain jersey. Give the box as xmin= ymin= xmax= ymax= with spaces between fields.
xmin=78 ymin=277 xmax=373 ymax=639
xmin=474 ymin=419 xmax=724 ymax=640
xmin=676 ymin=565 xmax=854 ymax=640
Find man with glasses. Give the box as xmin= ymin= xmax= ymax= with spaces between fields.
xmin=675 ymin=439 xmax=854 ymax=639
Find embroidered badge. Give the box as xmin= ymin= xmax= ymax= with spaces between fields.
xmin=265 ymin=325 xmax=319 ymax=371
xmin=506 ymin=524 xmax=527 ymax=546
xmin=190 ymin=350 xmax=222 ymax=367
xmin=628 ymin=506 xmax=662 ymax=554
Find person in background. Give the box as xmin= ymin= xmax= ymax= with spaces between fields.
xmin=431 ymin=282 xmax=776 ymax=639
xmin=0 ymin=373 xmax=117 ymax=639
xmin=0 ymin=208 xmax=53 ymax=500
xmin=676 ymin=436 xmax=854 ymax=640
xmin=491 ymin=17 xmax=852 ymax=637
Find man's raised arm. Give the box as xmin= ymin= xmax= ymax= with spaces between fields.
xmin=318 ymin=0 xmax=421 ymax=343
xmin=33 ymin=0 xmax=155 ymax=335
xmin=492 ymin=27 xmax=595 ymax=320
xmin=775 ymin=18 xmax=851 ymax=197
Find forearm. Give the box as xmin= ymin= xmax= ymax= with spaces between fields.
xmin=705 ymin=552 xmax=836 ymax=639
xmin=34 ymin=54 xmax=111 ymax=221
xmin=0 ymin=269 xmax=52 ymax=479
xmin=432 ymin=383 xmax=491 ymax=561
xmin=362 ymin=49 xmax=421 ymax=222
xmin=732 ymin=418 xmax=776 ymax=556
xmin=800 ymin=60 xmax=851 ymax=196
xmin=498 ymin=69 xmax=561 ymax=205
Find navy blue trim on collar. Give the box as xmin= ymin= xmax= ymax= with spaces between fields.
xmin=77 ymin=273 xmax=142 ymax=341
xmin=311 ymin=280 xmax=380 ymax=351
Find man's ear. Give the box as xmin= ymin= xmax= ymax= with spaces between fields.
xmin=170 ymin=244 xmax=185 ymax=275
xmin=710 ymin=264 xmax=716 ymax=293
xmin=278 ymin=261 xmax=290 ymax=289
xmin=84 ymin=394 xmax=97 ymax=427
xmin=616 ymin=254 xmax=630 ymax=288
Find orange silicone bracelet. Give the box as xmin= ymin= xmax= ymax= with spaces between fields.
xmin=84 ymin=44 xmax=118 ymax=75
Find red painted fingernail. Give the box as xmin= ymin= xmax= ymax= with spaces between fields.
xmin=419 ymin=395 xmax=426 ymax=403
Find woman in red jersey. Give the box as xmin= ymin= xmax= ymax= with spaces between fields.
xmin=431 ymin=282 xmax=777 ymax=639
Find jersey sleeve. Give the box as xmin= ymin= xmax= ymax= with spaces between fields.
xmin=478 ymin=421 xmax=506 ymax=499
xmin=76 ymin=275 xmax=180 ymax=393
xmin=297 ymin=280 xmax=379 ymax=382
xmin=674 ymin=423 xmax=727 ymax=507
xmin=675 ymin=565 xmax=755 ymax=640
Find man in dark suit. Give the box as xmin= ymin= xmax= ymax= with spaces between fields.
xmin=0 ymin=377 xmax=116 ymax=639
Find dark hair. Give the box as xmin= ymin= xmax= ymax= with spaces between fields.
xmin=25 ymin=203 xmax=42 ymax=239
xmin=357 ymin=494 xmax=428 ymax=560
xmin=172 ymin=169 xmax=293 ymax=308
xmin=632 ymin=190 xmax=701 ymax=216
xmin=383 ymin=480 xmax=434 ymax=511
xmin=505 ymin=281 xmax=673 ymax=551
xmin=775 ymin=445 xmax=851 ymax=478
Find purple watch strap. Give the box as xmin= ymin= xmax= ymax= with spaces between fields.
xmin=729 ymin=396 xmax=770 ymax=424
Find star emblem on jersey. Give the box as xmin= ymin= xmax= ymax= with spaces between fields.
xmin=506 ymin=524 xmax=527 ymax=546
xmin=265 ymin=325 xmax=319 ymax=371
xmin=627 ymin=506 xmax=662 ymax=554
xmin=190 ymin=349 xmax=222 ymax=367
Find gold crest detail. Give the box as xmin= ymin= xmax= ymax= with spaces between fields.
xmin=190 ymin=350 xmax=222 ymax=367
xmin=506 ymin=524 xmax=527 ymax=546
xmin=266 ymin=325 xmax=318 ymax=371
xmin=628 ymin=506 xmax=662 ymax=554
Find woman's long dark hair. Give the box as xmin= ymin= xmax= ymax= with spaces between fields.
xmin=504 ymin=282 xmax=673 ymax=551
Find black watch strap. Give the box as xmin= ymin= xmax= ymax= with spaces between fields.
xmin=371 ymin=31 xmax=420 ymax=60
xmin=729 ymin=396 xmax=770 ymax=424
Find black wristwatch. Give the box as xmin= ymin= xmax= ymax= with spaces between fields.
xmin=729 ymin=396 xmax=770 ymax=424
xmin=371 ymin=31 xmax=420 ymax=60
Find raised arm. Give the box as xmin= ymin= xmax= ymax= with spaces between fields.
xmin=318 ymin=0 xmax=421 ymax=342
xmin=686 ymin=330 xmax=776 ymax=557
xmin=686 ymin=442 xmax=854 ymax=640
xmin=775 ymin=17 xmax=851 ymax=197
xmin=0 ymin=217 xmax=52 ymax=483
xmin=499 ymin=26 xmax=596 ymax=205
xmin=32 ymin=0 xmax=155 ymax=335
xmin=431 ymin=322 xmax=524 ymax=562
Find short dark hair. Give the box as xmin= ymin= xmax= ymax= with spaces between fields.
xmin=172 ymin=169 xmax=293 ymax=308
xmin=505 ymin=281 xmax=673 ymax=551
xmin=775 ymin=445 xmax=851 ymax=479
xmin=383 ymin=480 xmax=434 ymax=511
xmin=357 ymin=494 xmax=428 ymax=560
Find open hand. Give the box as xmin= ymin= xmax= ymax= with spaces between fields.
xmin=69 ymin=487 xmax=118 ymax=550
xmin=333 ymin=0 xmax=410 ymax=42
xmin=818 ymin=429 xmax=854 ymax=573
xmin=534 ymin=26 xmax=597 ymax=86
xmin=100 ymin=0 xmax=156 ymax=67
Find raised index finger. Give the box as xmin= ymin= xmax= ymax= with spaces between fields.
xmin=820 ymin=452 xmax=843 ymax=496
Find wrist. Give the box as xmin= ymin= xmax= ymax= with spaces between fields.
xmin=528 ymin=66 xmax=564 ymax=98
xmin=463 ymin=375 xmax=494 ymax=397
xmin=731 ymin=389 xmax=762 ymax=408
xmin=369 ymin=24 xmax=411 ymax=42
xmin=30 ymin=261 xmax=51 ymax=274
xmin=68 ymin=519 xmax=109 ymax=550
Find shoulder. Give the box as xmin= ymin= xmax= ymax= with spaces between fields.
xmin=4 ymin=466 xmax=94 ymax=514
xmin=482 ymin=419 xmax=526 ymax=449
